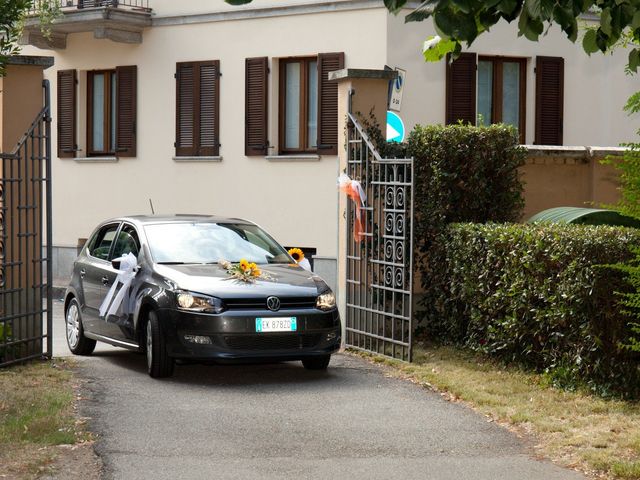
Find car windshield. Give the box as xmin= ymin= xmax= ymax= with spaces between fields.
xmin=144 ymin=222 xmax=292 ymax=265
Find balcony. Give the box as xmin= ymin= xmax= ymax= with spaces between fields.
xmin=22 ymin=1 xmax=152 ymax=50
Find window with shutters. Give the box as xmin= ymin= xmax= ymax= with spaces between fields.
xmin=276 ymin=53 xmax=344 ymax=155
xmin=447 ymin=54 xmax=526 ymax=144
xmin=84 ymin=65 xmax=137 ymax=157
xmin=175 ymin=60 xmax=220 ymax=157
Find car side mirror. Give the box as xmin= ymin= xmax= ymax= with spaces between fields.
xmin=111 ymin=259 xmax=121 ymax=270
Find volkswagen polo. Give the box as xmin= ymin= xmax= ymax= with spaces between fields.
xmin=64 ymin=215 xmax=341 ymax=378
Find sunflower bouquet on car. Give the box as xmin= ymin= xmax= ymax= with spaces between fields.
xmin=288 ymin=247 xmax=312 ymax=271
xmin=218 ymin=259 xmax=273 ymax=283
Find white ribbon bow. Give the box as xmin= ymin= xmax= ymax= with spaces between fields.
xmin=99 ymin=252 xmax=139 ymax=319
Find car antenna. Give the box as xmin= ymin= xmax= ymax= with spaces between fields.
xmin=149 ymin=198 xmax=155 ymax=215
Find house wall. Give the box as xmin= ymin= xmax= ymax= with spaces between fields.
xmin=521 ymin=147 xmax=623 ymax=220
xmin=21 ymin=1 xmax=639 ymax=289
xmin=0 ymin=65 xmax=46 ymax=152
xmin=386 ymin=10 xmax=638 ymax=146
xmin=22 ymin=6 xmax=390 ymax=286
xmin=150 ymin=0 xmax=361 ymax=17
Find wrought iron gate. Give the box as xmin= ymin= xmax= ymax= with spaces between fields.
xmin=0 ymin=81 xmax=53 ymax=367
xmin=345 ymin=113 xmax=414 ymax=361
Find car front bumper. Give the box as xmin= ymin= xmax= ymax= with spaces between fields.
xmin=157 ymin=307 xmax=341 ymax=362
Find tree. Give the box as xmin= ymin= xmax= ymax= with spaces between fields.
xmin=0 ymin=0 xmax=61 ymax=76
xmin=0 ymin=0 xmax=32 ymax=75
xmin=225 ymin=0 xmax=640 ymax=71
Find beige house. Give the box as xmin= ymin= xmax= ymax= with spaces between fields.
xmin=19 ymin=0 xmax=638 ymax=289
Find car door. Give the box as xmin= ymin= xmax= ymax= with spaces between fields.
xmin=101 ymin=223 xmax=141 ymax=341
xmin=80 ymin=222 xmax=121 ymax=336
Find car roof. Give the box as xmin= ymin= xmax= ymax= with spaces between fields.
xmin=105 ymin=214 xmax=254 ymax=227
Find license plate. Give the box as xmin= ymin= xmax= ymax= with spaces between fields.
xmin=255 ymin=317 xmax=297 ymax=333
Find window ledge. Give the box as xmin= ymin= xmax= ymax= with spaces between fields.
xmin=265 ymin=155 xmax=320 ymax=162
xmin=173 ymin=156 xmax=222 ymax=162
xmin=73 ymin=156 xmax=119 ymax=163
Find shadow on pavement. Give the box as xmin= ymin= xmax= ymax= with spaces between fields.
xmin=91 ymin=349 xmax=338 ymax=387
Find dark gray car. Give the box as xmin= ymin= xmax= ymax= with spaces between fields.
xmin=64 ymin=215 xmax=341 ymax=378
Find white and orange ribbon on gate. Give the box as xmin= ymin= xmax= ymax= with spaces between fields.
xmin=338 ymin=173 xmax=367 ymax=242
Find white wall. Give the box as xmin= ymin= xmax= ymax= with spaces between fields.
xmin=150 ymin=0 xmax=351 ymax=18
xmin=21 ymin=2 xmax=639 ymax=264
xmin=23 ymin=7 xmax=388 ymax=257
xmin=386 ymin=10 xmax=638 ymax=146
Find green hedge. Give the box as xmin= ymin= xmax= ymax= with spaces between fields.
xmin=426 ymin=222 xmax=640 ymax=398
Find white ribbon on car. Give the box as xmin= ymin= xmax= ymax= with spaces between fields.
xmin=298 ymin=257 xmax=312 ymax=272
xmin=99 ymin=252 xmax=139 ymax=320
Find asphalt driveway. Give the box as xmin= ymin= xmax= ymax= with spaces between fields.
xmin=52 ymin=300 xmax=585 ymax=480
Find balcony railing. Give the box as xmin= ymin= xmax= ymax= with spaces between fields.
xmin=29 ymin=0 xmax=151 ymax=14
xmin=22 ymin=0 xmax=152 ymax=49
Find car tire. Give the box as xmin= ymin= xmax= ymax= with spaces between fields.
xmin=145 ymin=310 xmax=174 ymax=378
xmin=302 ymin=355 xmax=331 ymax=370
xmin=65 ymin=298 xmax=96 ymax=356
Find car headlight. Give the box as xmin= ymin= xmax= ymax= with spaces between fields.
xmin=316 ymin=291 xmax=336 ymax=311
xmin=175 ymin=291 xmax=225 ymax=314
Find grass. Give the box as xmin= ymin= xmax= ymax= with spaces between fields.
xmin=354 ymin=345 xmax=640 ymax=480
xmin=0 ymin=359 xmax=90 ymax=479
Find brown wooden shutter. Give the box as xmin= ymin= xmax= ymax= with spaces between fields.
xmin=57 ymin=69 xmax=77 ymax=158
xmin=445 ymin=53 xmax=477 ymax=125
xmin=175 ymin=61 xmax=221 ymax=157
xmin=535 ymin=56 xmax=564 ymax=145
xmin=176 ymin=62 xmax=196 ymax=156
xmin=198 ymin=60 xmax=220 ymax=156
xmin=317 ymin=52 xmax=344 ymax=155
xmin=115 ymin=65 xmax=137 ymax=157
xmin=245 ymin=57 xmax=269 ymax=156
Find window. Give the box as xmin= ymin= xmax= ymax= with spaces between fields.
xmin=446 ymin=54 xmax=564 ymax=145
xmin=175 ymin=60 xmax=220 ymax=157
xmin=244 ymin=53 xmax=344 ymax=156
xmin=279 ymin=57 xmax=318 ymax=153
xmin=477 ymin=56 xmax=526 ymax=143
xmin=57 ymin=66 xmax=137 ymax=158
xmin=112 ymin=224 xmax=140 ymax=259
xmin=88 ymin=224 xmax=120 ymax=261
xmin=87 ymin=70 xmax=116 ymax=155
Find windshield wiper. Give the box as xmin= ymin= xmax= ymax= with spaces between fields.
xmin=157 ymin=261 xmax=188 ymax=265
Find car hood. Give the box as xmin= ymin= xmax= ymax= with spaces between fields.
xmin=154 ymin=263 xmax=325 ymax=298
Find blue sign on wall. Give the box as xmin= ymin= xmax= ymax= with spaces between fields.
xmin=386 ymin=111 xmax=405 ymax=143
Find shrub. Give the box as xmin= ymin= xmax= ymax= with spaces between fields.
xmin=428 ymin=222 xmax=640 ymax=398
xmin=404 ymin=123 xmax=526 ymax=329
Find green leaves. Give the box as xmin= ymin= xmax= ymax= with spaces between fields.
xmin=583 ymin=28 xmax=600 ymax=53
xmin=426 ymin=222 xmax=640 ymax=398
xmin=386 ymin=0 xmax=409 ymax=13
xmin=0 ymin=0 xmax=33 ymax=76
xmin=397 ymin=0 xmax=639 ymax=73
xmin=422 ymin=35 xmax=457 ymax=61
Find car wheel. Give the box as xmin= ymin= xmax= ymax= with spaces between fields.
xmin=65 ymin=298 xmax=96 ymax=356
xmin=145 ymin=310 xmax=174 ymax=378
xmin=302 ymin=355 xmax=331 ymax=370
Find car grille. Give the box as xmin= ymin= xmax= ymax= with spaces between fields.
xmin=223 ymin=297 xmax=317 ymax=310
xmin=223 ymin=333 xmax=322 ymax=351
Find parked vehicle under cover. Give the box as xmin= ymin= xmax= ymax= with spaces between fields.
xmin=64 ymin=215 xmax=341 ymax=378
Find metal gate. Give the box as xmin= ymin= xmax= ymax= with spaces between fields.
xmin=0 ymin=80 xmax=53 ymax=367
xmin=345 ymin=112 xmax=414 ymax=361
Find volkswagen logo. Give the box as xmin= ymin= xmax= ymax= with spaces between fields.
xmin=266 ymin=296 xmax=281 ymax=312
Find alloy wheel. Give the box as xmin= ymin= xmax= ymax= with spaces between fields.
xmin=66 ymin=303 xmax=80 ymax=349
